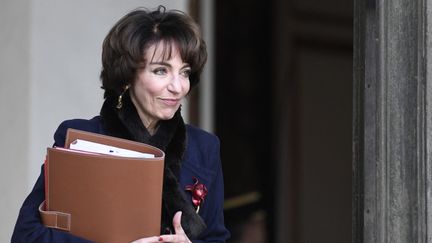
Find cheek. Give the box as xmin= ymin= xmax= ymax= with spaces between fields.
xmin=183 ymin=81 xmax=191 ymax=94
xmin=134 ymin=79 xmax=160 ymax=97
xmin=131 ymin=85 xmax=153 ymax=110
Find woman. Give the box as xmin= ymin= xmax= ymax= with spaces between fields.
xmin=12 ymin=6 xmax=230 ymax=243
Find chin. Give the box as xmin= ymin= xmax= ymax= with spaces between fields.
xmin=159 ymin=113 xmax=176 ymax=121
xmin=155 ymin=106 xmax=180 ymax=121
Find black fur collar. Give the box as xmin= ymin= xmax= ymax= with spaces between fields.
xmin=100 ymin=93 xmax=206 ymax=239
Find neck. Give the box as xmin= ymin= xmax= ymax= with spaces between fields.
xmin=146 ymin=122 xmax=158 ymax=135
xmin=138 ymin=113 xmax=158 ymax=136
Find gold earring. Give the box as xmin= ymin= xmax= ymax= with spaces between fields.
xmin=116 ymin=85 xmax=130 ymax=109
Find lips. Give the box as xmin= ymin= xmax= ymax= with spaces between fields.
xmin=160 ymin=98 xmax=180 ymax=106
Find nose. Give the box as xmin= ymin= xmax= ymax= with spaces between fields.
xmin=167 ymin=74 xmax=182 ymax=93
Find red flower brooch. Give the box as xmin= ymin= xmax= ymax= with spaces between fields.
xmin=185 ymin=177 xmax=208 ymax=213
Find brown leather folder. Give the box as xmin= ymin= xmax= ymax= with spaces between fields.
xmin=39 ymin=128 xmax=165 ymax=243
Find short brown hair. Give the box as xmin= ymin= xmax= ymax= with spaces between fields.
xmin=100 ymin=6 xmax=207 ymax=99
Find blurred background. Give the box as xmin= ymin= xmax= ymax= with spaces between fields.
xmin=0 ymin=0 xmax=352 ymax=242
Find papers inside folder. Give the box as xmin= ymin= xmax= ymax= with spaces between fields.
xmin=69 ymin=139 xmax=155 ymax=158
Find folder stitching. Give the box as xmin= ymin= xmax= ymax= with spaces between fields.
xmin=54 ymin=211 xmax=71 ymax=231
xmin=39 ymin=201 xmax=71 ymax=231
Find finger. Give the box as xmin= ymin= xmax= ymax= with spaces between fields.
xmin=158 ymin=234 xmax=189 ymax=242
xmin=172 ymin=211 xmax=186 ymax=235
xmin=131 ymin=236 xmax=160 ymax=243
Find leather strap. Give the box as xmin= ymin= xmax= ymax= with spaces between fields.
xmin=39 ymin=201 xmax=71 ymax=231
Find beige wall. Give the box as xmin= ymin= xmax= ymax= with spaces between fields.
xmin=1 ymin=1 xmax=188 ymax=242
xmin=0 ymin=0 xmax=31 ymax=241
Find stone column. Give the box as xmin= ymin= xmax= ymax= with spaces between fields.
xmin=353 ymin=0 xmax=432 ymax=242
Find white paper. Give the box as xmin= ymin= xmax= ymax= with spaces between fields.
xmin=69 ymin=139 xmax=155 ymax=158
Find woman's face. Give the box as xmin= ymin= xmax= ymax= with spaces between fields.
xmin=130 ymin=43 xmax=191 ymax=130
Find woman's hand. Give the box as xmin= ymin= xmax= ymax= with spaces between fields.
xmin=131 ymin=236 xmax=161 ymax=243
xmin=158 ymin=211 xmax=191 ymax=243
xmin=131 ymin=211 xmax=191 ymax=243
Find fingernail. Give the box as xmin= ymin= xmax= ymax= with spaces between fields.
xmin=159 ymin=236 xmax=163 ymax=241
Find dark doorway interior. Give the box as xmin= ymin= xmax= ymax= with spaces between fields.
xmin=215 ymin=0 xmax=353 ymax=242
xmin=215 ymin=1 xmax=275 ymax=242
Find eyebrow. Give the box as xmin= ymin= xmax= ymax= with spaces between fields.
xmin=149 ymin=61 xmax=170 ymax=66
xmin=148 ymin=62 xmax=191 ymax=69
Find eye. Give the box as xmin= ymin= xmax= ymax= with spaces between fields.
xmin=180 ymin=68 xmax=191 ymax=78
xmin=152 ymin=67 xmax=167 ymax=75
